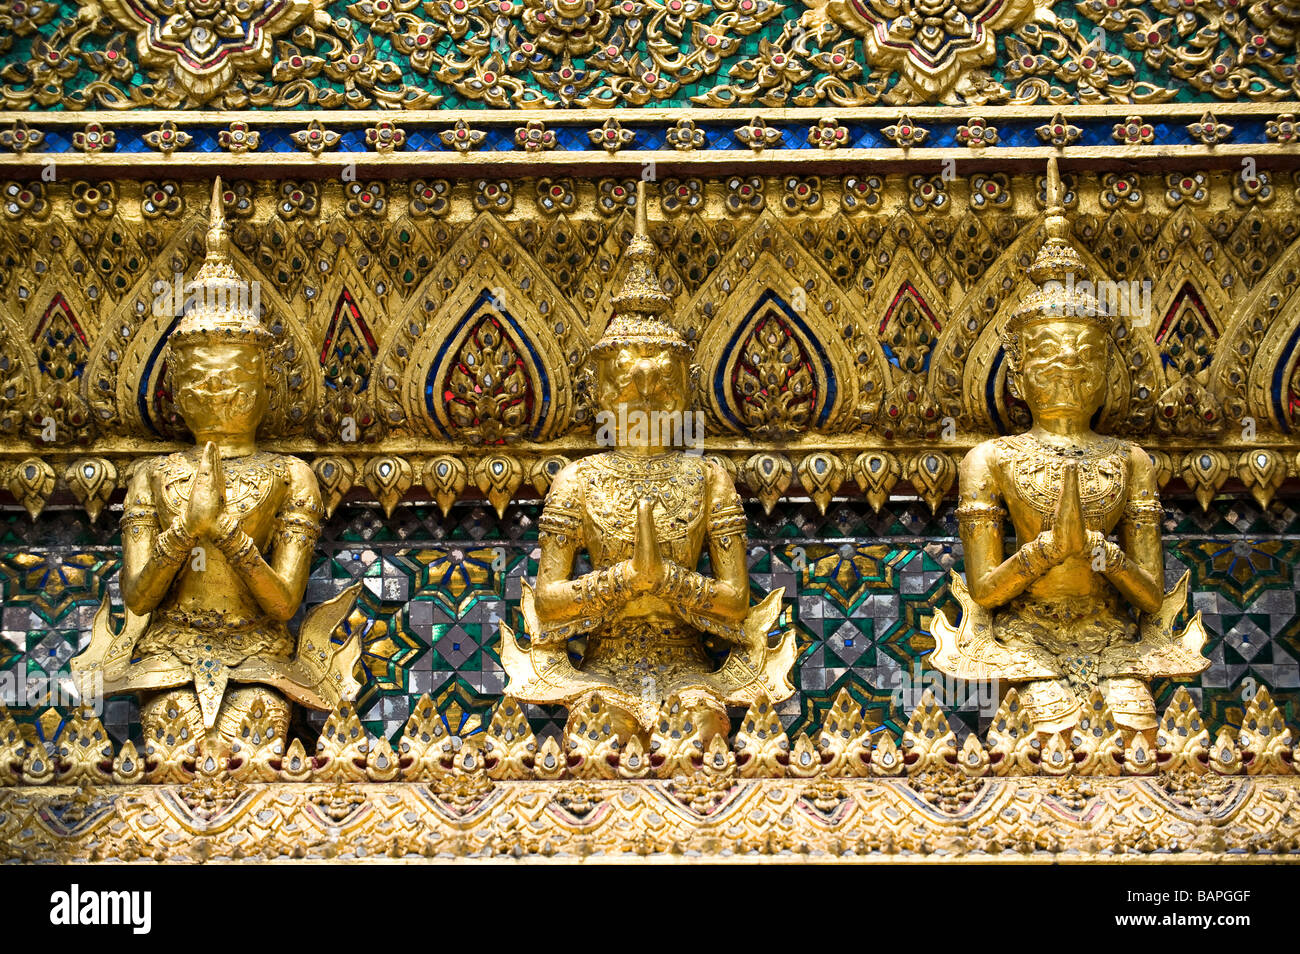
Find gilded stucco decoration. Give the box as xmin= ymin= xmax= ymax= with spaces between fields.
xmin=98 ymin=0 xmax=325 ymax=103
xmin=4 ymin=0 xmax=1300 ymax=107
xmin=798 ymin=0 xmax=1058 ymax=104
xmin=0 ymin=174 xmax=1297 ymax=518
xmin=372 ymin=214 xmax=583 ymax=443
xmin=4 ymin=0 xmax=1300 ymax=867
xmin=690 ymin=216 xmax=876 ymax=438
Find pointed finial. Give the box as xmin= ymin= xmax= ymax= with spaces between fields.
xmin=1009 ymin=154 xmax=1107 ymax=333
xmin=634 ymin=178 xmax=649 ymax=239
xmin=171 ymin=175 xmax=271 ymax=348
xmin=617 ymin=179 xmax=661 ymax=276
xmin=1045 ymin=157 xmax=1062 ymax=214
xmin=205 ymin=176 xmax=230 ymax=264
xmin=591 ymin=180 xmax=689 ymax=357
xmin=1042 ymin=156 xmax=1070 ymax=245
xmin=607 ymin=179 xmax=671 ymax=317
xmin=1025 ymin=154 xmax=1084 ymax=285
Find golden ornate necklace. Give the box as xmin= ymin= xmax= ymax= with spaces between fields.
xmin=1006 ymin=432 xmax=1127 ymax=523
xmin=585 ymin=452 xmax=706 ymax=543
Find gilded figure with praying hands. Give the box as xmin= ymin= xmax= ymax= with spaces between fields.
xmin=72 ymin=179 xmax=361 ymax=755
xmin=500 ymin=183 xmax=796 ymax=743
xmin=930 ymin=160 xmax=1210 ymax=738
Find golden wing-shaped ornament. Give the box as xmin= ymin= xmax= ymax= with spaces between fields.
xmin=1101 ymin=571 xmax=1211 ymax=679
xmin=929 ymin=571 xmax=1059 ymax=682
xmin=712 ymin=588 xmax=797 ymax=706
xmin=232 ymin=583 xmax=364 ymax=710
xmin=71 ymin=597 xmax=181 ymax=694
xmin=499 ymin=582 xmax=615 ymax=701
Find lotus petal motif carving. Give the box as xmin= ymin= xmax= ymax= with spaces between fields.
xmin=805 ymin=0 xmax=1056 ymax=103
xmin=101 ymin=0 xmax=322 ymax=102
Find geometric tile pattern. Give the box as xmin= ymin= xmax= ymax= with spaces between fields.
xmin=1159 ymin=540 xmax=1300 ymax=734
xmin=2 ymin=492 xmax=1298 ymax=747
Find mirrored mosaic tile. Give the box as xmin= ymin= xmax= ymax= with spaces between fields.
xmin=2 ymin=492 xmax=1298 ymax=744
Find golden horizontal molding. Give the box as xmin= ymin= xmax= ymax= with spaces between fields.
xmin=4 ymin=444 xmax=1300 ymax=521
xmin=4 ymin=777 xmax=1299 ymax=862
xmin=3 ymin=146 xmax=1297 ymax=178
xmin=2 ymin=686 xmax=1296 ymax=861
xmin=1 ymin=438 xmax=1297 ymax=457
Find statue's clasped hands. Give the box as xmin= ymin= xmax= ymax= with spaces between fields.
xmin=182 ymin=441 xmax=227 ymax=540
xmin=624 ymin=498 xmax=671 ymax=596
xmin=1032 ymin=462 xmax=1110 ymax=570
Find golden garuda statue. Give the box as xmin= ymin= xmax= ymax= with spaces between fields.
xmin=930 ymin=159 xmax=1210 ymax=738
xmin=72 ymin=179 xmax=361 ymax=753
xmin=501 ymin=182 xmax=796 ymax=744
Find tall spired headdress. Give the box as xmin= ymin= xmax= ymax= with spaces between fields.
xmin=590 ymin=181 xmax=691 ymax=358
xmin=171 ymin=177 xmax=272 ymax=348
xmin=1008 ymin=157 xmax=1108 ymax=335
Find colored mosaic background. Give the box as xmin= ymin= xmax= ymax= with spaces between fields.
xmin=3 ymin=490 xmax=1297 ymax=747
xmin=4 ymin=0 xmax=1299 ymax=110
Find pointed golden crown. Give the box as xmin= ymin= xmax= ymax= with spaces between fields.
xmin=171 ymin=177 xmax=271 ymax=349
xmin=1008 ymin=157 xmax=1108 ymax=335
xmin=590 ymin=181 xmax=691 ymax=358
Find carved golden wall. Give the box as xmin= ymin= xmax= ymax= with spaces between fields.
xmin=3 ymin=171 xmax=1300 ymax=518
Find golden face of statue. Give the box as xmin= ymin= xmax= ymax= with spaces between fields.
xmin=596 ymin=343 xmax=689 ymax=419
xmin=172 ymin=340 xmax=268 ymax=437
xmin=1015 ymin=320 xmax=1107 ymax=422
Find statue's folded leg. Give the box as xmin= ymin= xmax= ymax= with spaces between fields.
xmin=672 ymin=687 xmax=730 ymax=748
xmin=1101 ymin=677 xmax=1157 ymax=735
xmin=1020 ymin=678 xmax=1082 ymax=735
xmin=565 ymin=686 xmax=730 ymax=749
xmin=141 ymin=684 xmax=291 ymax=753
xmin=565 ymin=691 xmax=647 ymax=748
